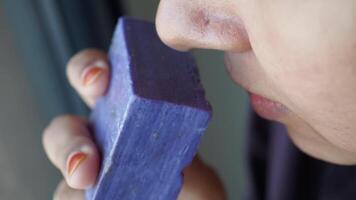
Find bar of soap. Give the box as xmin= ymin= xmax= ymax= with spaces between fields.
xmin=86 ymin=17 xmax=212 ymax=200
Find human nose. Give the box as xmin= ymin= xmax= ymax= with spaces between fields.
xmin=156 ymin=0 xmax=250 ymax=52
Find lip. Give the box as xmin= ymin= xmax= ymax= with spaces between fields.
xmin=249 ymin=93 xmax=288 ymax=120
xmin=224 ymin=54 xmax=288 ymax=120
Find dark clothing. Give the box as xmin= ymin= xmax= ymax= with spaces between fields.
xmin=246 ymin=111 xmax=356 ymax=200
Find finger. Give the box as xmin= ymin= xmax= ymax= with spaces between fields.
xmin=67 ymin=49 xmax=110 ymax=108
xmin=178 ymin=157 xmax=226 ymax=200
xmin=53 ymin=180 xmax=85 ymax=200
xmin=43 ymin=115 xmax=100 ymax=189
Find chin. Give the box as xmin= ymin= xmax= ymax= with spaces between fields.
xmin=285 ymin=125 xmax=356 ymax=166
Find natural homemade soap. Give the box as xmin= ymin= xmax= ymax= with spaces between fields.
xmin=86 ymin=17 xmax=212 ymax=200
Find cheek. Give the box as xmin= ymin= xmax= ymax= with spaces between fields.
xmin=261 ymin=52 xmax=356 ymax=153
xmin=243 ymin=2 xmax=356 ymax=153
xmin=291 ymin=73 xmax=356 ymax=151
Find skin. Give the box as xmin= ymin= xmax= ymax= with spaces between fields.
xmin=43 ymin=0 xmax=356 ymax=199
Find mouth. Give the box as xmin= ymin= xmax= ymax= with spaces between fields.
xmin=248 ymin=92 xmax=288 ymax=121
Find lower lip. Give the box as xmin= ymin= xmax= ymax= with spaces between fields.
xmin=249 ymin=93 xmax=288 ymax=120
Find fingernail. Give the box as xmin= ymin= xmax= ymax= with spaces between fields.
xmin=82 ymin=61 xmax=107 ymax=86
xmin=67 ymin=152 xmax=87 ymax=177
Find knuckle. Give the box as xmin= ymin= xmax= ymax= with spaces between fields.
xmin=67 ymin=49 xmax=105 ymax=71
xmin=66 ymin=48 xmax=107 ymax=88
xmin=42 ymin=115 xmax=83 ymax=147
xmin=67 ymin=49 xmax=92 ymax=69
xmin=51 ymin=115 xmax=83 ymax=127
xmin=42 ymin=115 xmax=90 ymax=171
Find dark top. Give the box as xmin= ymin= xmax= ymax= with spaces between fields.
xmin=245 ymin=110 xmax=356 ymax=200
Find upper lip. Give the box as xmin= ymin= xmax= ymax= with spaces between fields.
xmin=223 ymin=52 xmax=281 ymax=104
xmin=223 ymin=53 xmax=254 ymax=93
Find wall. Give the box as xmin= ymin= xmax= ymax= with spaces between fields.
xmin=0 ymin=7 xmax=60 ymax=200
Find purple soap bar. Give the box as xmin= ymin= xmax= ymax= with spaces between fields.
xmin=86 ymin=17 xmax=212 ymax=200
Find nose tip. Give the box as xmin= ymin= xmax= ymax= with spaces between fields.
xmin=156 ymin=0 xmax=251 ymax=52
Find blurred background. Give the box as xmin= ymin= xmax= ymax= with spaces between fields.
xmin=0 ymin=0 xmax=248 ymax=199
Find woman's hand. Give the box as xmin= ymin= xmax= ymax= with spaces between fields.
xmin=42 ymin=49 xmax=226 ymax=200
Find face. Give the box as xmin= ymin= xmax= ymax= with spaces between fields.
xmin=156 ymin=0 xmax=356 ymax=165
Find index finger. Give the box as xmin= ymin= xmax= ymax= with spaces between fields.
xmin=67 ymin=49 xmax=110 ymax=108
